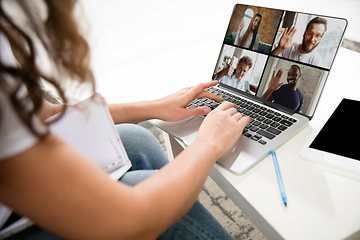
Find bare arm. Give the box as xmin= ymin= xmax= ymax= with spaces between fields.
xmin=37 ymin=81 xmax=222 ymax=125
xmin=0 ymin=101 xmax=250 ymax=240
xmin=36 ymin=98 xmax=66 ymax=121
xmin=107 ymin=81 xmax=223 ymax=124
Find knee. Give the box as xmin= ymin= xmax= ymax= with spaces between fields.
xmin=115 ymin=123 xmax=168 ymax=170
xmin=116 ymin=124 xmax=158 ymax=147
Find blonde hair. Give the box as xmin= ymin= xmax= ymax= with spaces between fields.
xmin=238 ymin=56 xmax=253 ymax=69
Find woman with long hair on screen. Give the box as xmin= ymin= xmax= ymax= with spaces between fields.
xmin=235 ymin=13 xmax=262 ymax=50
xmin=0 ymin=0 xmax=250 ymax=239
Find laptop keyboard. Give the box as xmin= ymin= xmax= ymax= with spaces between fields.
xmin=187 ymin=87 xmax=297 ymax=145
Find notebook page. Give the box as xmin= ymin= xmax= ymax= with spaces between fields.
xmin=47 ymin=94 xmax=130 ymax=174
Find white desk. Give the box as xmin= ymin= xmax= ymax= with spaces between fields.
xmin=202 ymin=47 xmax=360 ymax=240
xmin=159 ymin=47 xmax=360 ymax=240
xmin=79 ymin=1 xmax=360 ymax=239
xmin=161 ymin=47 xmax=360 ymax=240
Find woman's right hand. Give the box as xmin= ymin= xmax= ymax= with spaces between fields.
xmin=195 ymin=102 xmax=251 ymax=159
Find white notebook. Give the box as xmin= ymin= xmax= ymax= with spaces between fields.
xmin=47 ymin=93 xmax=131 ymax=180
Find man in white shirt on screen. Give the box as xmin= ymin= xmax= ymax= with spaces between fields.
xmin=214 ymin=56 xmax=253 ymax=93
xmin=271 ymin=17 xmax=327 ymax=67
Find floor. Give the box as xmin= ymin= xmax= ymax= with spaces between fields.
xmin=138 ymin=37 xmax=360 ymax=239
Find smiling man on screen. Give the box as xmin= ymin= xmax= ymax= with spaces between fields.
xmin=271 ymin=17 xmax=327 ymax=67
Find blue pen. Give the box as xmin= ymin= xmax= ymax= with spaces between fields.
xmin=271 ymin=151 xmax=287 ymax=207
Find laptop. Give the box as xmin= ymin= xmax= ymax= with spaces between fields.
xmin=152 ymin=4 xmax=347 ymax=174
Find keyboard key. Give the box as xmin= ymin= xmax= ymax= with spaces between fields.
xmin=263 ymin=119 xmax=272 ymax=124
xmin=188 ymin=104 xmax=197 ymax=108
xmin=258 ymin=140 xmax=267 ymax=145
xmin=249 ymin=126 xmax=259 ymax=132
xmin=210 ymin=102 xmax=219 ymax=109
xmin=257 ymin=129 xmax=275 ymax=140
xmin=250 ymin=113 xmax=259 ymax=118
xmin=244 ymin=111 xmax=252 ymax=116
xmin=251 ymin=135 xmax=261 ymax=141
xmin=257 ymin=116 xmax=265 ymax=121
xmin=244 ymin=132 xmax=252 ymax=138
xmin=259 ymin=124 xmax=268 ymax=129
xmin=266 ymin=127 xmax=281 ymax=135
xmin=273 ymin=117 xmax=282 ymax=122
xmin=252 ymin=121 xmax=261 ymax=126
xmin=237 ymin=107 xmax=245 ymax=113
xmin=289 ymin=118 xmax=297 ymax=123
xmin=240 ymin=103 xmax=247 ymax=108
xmin=259 ymin=111 xmax=267 ymax=116
xmin=278 ymin=125 xmax=287 ymax=131
xmin=251 ymin=134 xmax=262 ymax=141
xmin=265 ymin=114 xmax=275 ymax=119
xmin=197 ymin=101 xmax=205 ymax=106
xmin=279 ymin=119 xmax=293 ymax=127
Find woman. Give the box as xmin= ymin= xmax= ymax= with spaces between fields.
xmin=234 ymin=13 xmax=262 ymax=50
xmin=0 ymin=0 xmax=250 ymax=239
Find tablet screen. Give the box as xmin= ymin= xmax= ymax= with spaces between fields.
xmin=310 ymin=99 xmax=360 ymax=161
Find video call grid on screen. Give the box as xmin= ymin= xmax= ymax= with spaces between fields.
xmin=213 ymin=4 xmax=347 ymax=118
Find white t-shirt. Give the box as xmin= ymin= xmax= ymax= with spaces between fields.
xmin=278 ymin=44 xmax=323 ymax=67
xmin=0 ymin=32 xmax=45 ymax=238
xmin=219 ymin=74 xmax=250 ymax=92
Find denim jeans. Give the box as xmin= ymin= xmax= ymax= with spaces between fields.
xmin=6 ymin=124 xmax=234 ymax=240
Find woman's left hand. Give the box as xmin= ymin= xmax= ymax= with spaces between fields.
xmin=154 ymin=81 xmax=223 ymax=122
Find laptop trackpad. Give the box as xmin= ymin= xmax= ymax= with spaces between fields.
xmin=171 ymin=116 xmax=204 ymax=145
xmin=153 ymin=116 xmax=259 ymax=174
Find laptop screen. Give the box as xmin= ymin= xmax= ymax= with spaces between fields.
xmin=212 ymin=4 xmax=347 ymax=119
